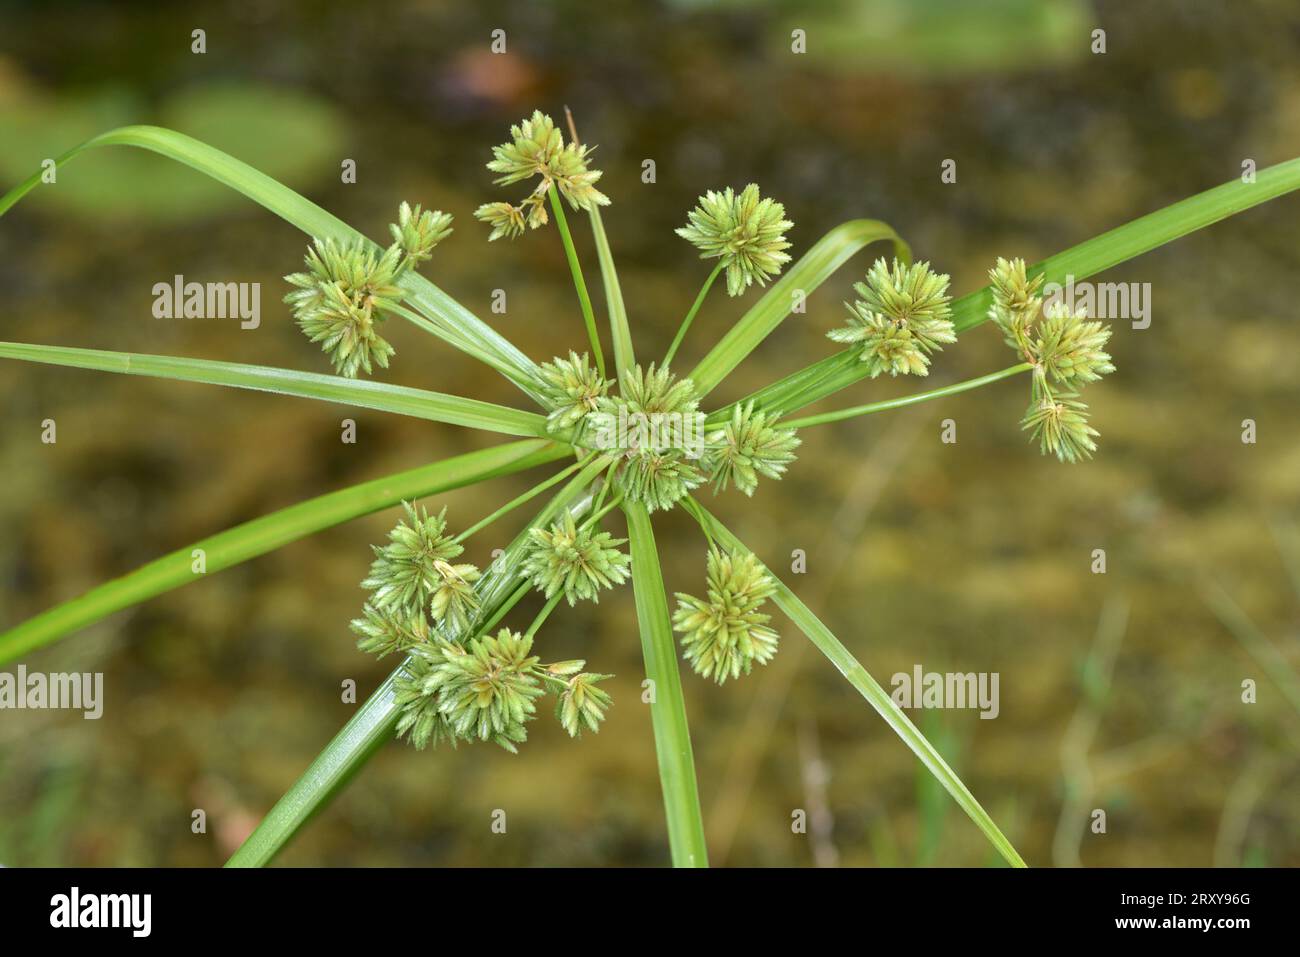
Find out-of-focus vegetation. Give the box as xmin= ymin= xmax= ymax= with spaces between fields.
xmin=0 ymin=0 xmax=1297 ymax=866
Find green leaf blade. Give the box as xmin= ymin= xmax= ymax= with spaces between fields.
xmin=693 ymin=501 xmax=1026 ymax=868
xmin=0 ymin=124 xmax=544 ymax=401
xmin=0 ymin=341 xmax=550 ymax=436
xmin=623 ymin=501 xmax=709 ymax=867
xmin=0 ymin=439 xmax=570 ymax=664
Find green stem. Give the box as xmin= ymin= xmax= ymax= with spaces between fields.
xmin=679 ymin=497 xmax=716 ymax=550
xmin=453 ymin=452 xmax=597 ymax=545
xmin=483 ymin=582 xmax=533 ymax=635
xmin=525 ymin=591 xmax=565 ymax=639
xmin=783 ymin=363 xmax=1034 ymax=429
xmin=623 ymin=501 xmax=709 ymax=866
xmin=662 ymin=261 xmax=723 ymax=368
xmin=549 ymin=186 xmax=606 ymax=378
xmin=583 ymin=493 xmax=624 ymax=530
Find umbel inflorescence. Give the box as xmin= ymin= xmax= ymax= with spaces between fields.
xmin=283 ymin=111 xmax=1119 ymax=755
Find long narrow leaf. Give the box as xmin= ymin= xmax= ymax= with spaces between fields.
xmin=226 ymin=456 xmax=609 ymax=866
xmin=693 ymin=501 xmax=1026 ymax=868
xmin=737 ymin=156 xmax=1300 ymax=417
xmin=0 ymin=125 xmax=545 ymax=402
xmin=0 ymin=341 xmax=549 ymax=437
xmin=0 ymin=439 xmax=569 ymax=663
xmin=588 ymin=207 xmax=635 ymax=379
xmin=623 ymin=501 xmax=709 ymax=867
xmin=688 ymin=219 xmax=909 ymax=398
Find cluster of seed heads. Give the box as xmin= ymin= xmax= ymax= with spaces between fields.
xmin=987 ymin=257 xmax=1116 ymax=462
xmin=298 ymin=110 xmax=1121 ymax=756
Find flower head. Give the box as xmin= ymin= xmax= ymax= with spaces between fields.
xmin=987 ymin=256 xmax=1044 ymax=348
xmin=394 ymin=642 xmax=460 ymax=751
xmin=523 ymin=513 xmax=631 ymax=605
xmin=476 ymin=110 xmax=609 ymax=241
xmin=613 ymin=362 xmax=699 ymax=418
xmin=705 ymin=401 xmax=800 ymax=496
xmin=594 ymin=364 xmax=706 ymax=512
xmin=1020 ymin=390 xmax=1099 ymax=463
xmin=285 ymin=238 xmax=403 ymax=378
xmin=828 ymin=258 xmax=956 ymax=377
xmin=360 ymin=503 xmax=469 ymax=618
xmin=428 ymin=559 xmax=481 ymax=634
xmin=673 ymin=547 xmax=780 ymax=684
xmin=1035 ymin=301 xmax=1115 ymax=387
xmin=676 ymin=184 xmax=793 ymax=296
xmin=554 ymin=671 xmax=614 ymax=737
xmin=619 ymin=452 xmax=705 ymax=513
xmin=535 ymin=351 xmax=610 ymax=433
xmin=350 ymin=603 xmax=431 ymax=659
xmin=390 ymin=201 xmax=453 ymax=269
xmin=433 ymin=628 xmax=545 ymax=751
xmin=474 ymin=201 xmax=527 ymax=242
xmin=394 ymin=629 xmax=545 ymax=752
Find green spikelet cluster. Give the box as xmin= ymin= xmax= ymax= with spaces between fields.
xmin=357 ymin=502 xmax=480 ymax=630
xmin=474 ymin=111 xmax=610 ymax=241
xmin=393 ymin=628 xmax=544 ymax=752
xmin=676 ymin=184 xmax=793 ymax=296
xmin=352 ymin=500 xmax=618 ymax=752
xmin=535 ymin=351 xmax=611 ymax=434
xmin=827 ymin=258 xmax=956 ymax=378
xmin=284 ymin=204 xmax=452 ymax=377
xmin=390 ymin=201 xmax=453 ymax=270
xmin=987 ymin=257 xmax=1116 ymax=462
xmin=673 ymin=547 xmax=779 ymax=684
xmin=704 ymin=401 xmax=800 ymax=496
xmin=553 ymin=669 xmax=614 ymax=738
xmin=598 ymin=364 xmax=706 ymax=513
xmin=522 ymin=512 xmax=631 ymax=605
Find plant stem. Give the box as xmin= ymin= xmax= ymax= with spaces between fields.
xmin=549 ymin=185 xmax=606 ymax=378
xmin=525 ymin=591 xmax=565 ymax=639
xmin=483 ymin=582 xmax=533 ymax=635
xmin=623 ymin=501 xmax=709 ymax=866
xmin=453 ymin=452 xmax=598 ymax=545
xmin=662 ymin=261 xmax=723 ymax=368
xmin=782 ymin=362 xmax=1033 ymax=429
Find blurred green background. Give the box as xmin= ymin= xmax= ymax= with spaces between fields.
xmin=1 ymin=0 xmax=1297 ymax=867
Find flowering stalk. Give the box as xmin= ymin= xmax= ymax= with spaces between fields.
xmin=548 ymin=185 xmax=607 ymax=378
xmin=783 ymin=362 xmax=1034 ymax=429
xmin=662 ymin=261 xmax=724 ymax=367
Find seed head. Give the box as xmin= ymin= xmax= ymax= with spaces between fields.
xmin=676 ymin=184 xmax=793 ymax=296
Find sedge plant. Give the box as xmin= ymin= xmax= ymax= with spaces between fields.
xmin=3 ymin=111 xmax=1300 ymax=868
